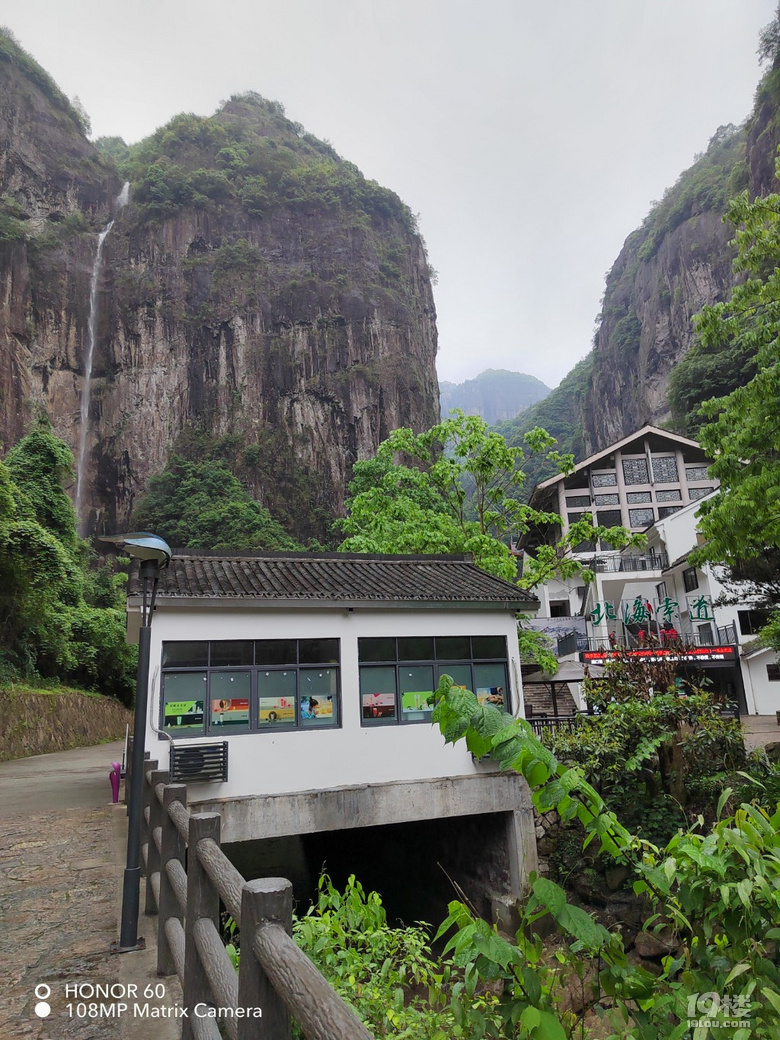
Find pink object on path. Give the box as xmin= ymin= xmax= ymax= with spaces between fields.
xmin=110 ymin=762 xmax=121 ymax=803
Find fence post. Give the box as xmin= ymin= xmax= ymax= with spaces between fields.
xmin=182 ymin=812 xmax=221 ymax=1040
xmin=145 ymin=768 xmax=168 ymax=914
xmin=157 ymin=782 xmax=186 ymax=977
xmin=237 ymin=878 xmax=293 ymax=1040
xmin=140 ymin=759 xmax=158 ymax=879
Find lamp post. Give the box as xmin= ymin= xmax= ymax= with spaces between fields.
xmin=101 ymin=532 xmax=172 ymax=953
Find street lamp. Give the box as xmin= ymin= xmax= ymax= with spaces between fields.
xmin=101 ymin=532 xmax=172 ymax=953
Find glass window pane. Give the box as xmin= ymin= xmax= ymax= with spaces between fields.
xmin=358 ymin=638 xmax=396 ymax=663
xmin=626 ymin=491 xmax=652 ymax=503
xmin=594 ymin=493 xmax=619 ymax=506
xmin=400 ymin=666 xmax=434 ymax=721
xmin=689 ymin=486 xmax=714 ymax=501
xmin=360 ymin=666 xmax=397 ymax=721
xmin=255 ymin=640 xmax=297 ymax=666
xmin=300 ymin=668 xmax=339 ymax=727
xmin=592 ymin=472 xmax=617 ymax=487
xmin=258 ymin=670 xmax=297 ymax=726
xmin=436 ymin=636 xmax=470 ymax=660
xmin=474 ymin=664 xmax=508 ymax=710
xmin=210 ymin=641 xmax=254 ymax=667
xmin=685 ymin=466 xmax=709 ymax=481
xmin=656 ymin=489 xmax=682 ymax=503
xmin=162 ymin=642 xmax=209 ymax=668
xmin=471 ymin=636 xmax=506 ymax=659
xmin=210 ymin=671 xmax=251 ymax=731
xmin=597 ymin=509 xmax=622 ymax=527
xmin=622 ymin=458 xmax=649 ymax=485
xmin=162 ymin=672 xmax=207 ymax=733
xmin=565 ymin=495 xmax=590 ymax=507
xmin=397 ymin=636 xmax=434 ymax=661
xmin=299 ymin=639 xmax=340 ymax=664
xmin=437 ymin=664 xmax=472 ymax=690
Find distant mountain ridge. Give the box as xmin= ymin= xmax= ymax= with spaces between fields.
xmin=439 ymin=369 xmax=551 ymax=424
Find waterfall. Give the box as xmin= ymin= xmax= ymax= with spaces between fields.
xmin=74 ymin=182 xmax=130 ymax=532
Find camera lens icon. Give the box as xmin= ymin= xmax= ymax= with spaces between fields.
xmin=34 ymin=985 xmax=51 ymax=1018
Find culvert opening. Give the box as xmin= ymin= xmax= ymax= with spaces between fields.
xmin=224 ymin=810 xmax=514 ymax=930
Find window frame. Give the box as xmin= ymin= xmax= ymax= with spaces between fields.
xmin=358 ymin=635 xmax=510 ymax=726
xmin=160 ymin=639 xmax=342 ymax=738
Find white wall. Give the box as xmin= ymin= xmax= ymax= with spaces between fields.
xmin=140 ymin=605 xmax=524 ymax=801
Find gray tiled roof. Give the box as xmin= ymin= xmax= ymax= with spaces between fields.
xmin=129 ymin=551 xmax=536 ymax=609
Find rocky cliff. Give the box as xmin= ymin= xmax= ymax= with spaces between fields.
xmin=0 ymin=33 xmax=439 ymax=541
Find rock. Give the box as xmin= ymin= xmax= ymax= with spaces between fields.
xmin=573 ymin=874 xmax=609 ymax=907
xmin=605 ymin=865 xmax=631 ymax=891
xmin=0 ymin=47 xmax=439 ymax=539
xmin=633 ymin=928 xmax=676 ymax=960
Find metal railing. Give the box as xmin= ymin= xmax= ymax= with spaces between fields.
xmin=129 ymin=743 xmax=374 ymax=1040
xmin=584 ymin=624 xmax=737 ymax=651
xmin=527 ymin=712 xmax=595 ymax=737
xmin=586 ymin=551 xmax=669 ymax=573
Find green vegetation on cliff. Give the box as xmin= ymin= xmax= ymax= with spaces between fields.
xmin=132 ymin=453 xmax=304 ymax=552
xmin=116 ymin=95 xmax=417 ymax=238
xmin=0 ymin=418 xmax=136 ymax=702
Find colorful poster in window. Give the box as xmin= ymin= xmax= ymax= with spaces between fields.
xmin=301 ymin=695 xmax=333 ymax=720
xmin=164 ymin=700 xmax=205 ymax=728
xmin=258 ymin=696 xmax=297 ymax=724
xmin=211 ymin=698 xmax=250 ymax=726
xmin=361 ymin=692 xmax=396 ymax=720
xmin=476 ymin=686 xmax=505 ymax=708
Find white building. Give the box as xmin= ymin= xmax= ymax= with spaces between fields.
xmin=128 ymin=551 xmax=540 ymax=902
xmin=524 ymin=426 xmax=779 ymax=715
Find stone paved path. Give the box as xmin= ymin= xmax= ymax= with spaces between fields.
xmin=0 ymin=745 xmax=181 ymax=1040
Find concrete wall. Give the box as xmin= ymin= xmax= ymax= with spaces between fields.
xmin=196 ymin=772 xmax=538 ymax=896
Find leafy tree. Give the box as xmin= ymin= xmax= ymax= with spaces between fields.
xmin=0 ymin=417 xmax=135 ymax=700
xmin=685 ymin=174 xmax=780 ymax=647
xmin=132 ymin=455 xmax=303 ymax=552
xmin=339 ymin=412 xmax=638 ymax=587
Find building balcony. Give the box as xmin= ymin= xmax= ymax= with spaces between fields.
xmin=585 ymin=551 xmax=669 ymax=574
xmin=584 ymin=623 xmax=737 ymax=651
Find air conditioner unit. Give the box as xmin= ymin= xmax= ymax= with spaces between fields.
xmin=169 ymin=742 xmax=228 ymax=784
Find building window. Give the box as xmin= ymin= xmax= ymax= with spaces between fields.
xmin=161 ymin=639 xmax=341 ymax=737
xmin=658 ymin=506 xmax=682 ymax=519
xmin=566 ymin=494 xmax=591 ymax=508
xmin=594 ymin=493 xmax=619 ymax=506
xmin=628 ymin=507 xmax=654 ymax=528
xmin=656 ymin=489 xmax=682 ymax=502
xmin=592 ymin=472 xmax=617 ymax=487
xmin=656 ymin=582 xmax=667 ymax=601
xmin=738 ymin=609 xmax=771 ymax=636
xmin=622 ymin=458 xmax=649 ymax=485
xmin=767 ymin=664 xmax=780 ymax=682
xmin=626 ymin=491 xmax=652 ymax=504
xmin=685 ymin=466 xmax=709 ymax=481
xmin=682 ymin=567 xmax=699 ymax=593
xmin=550 ymin=601 xmax=571 ymax=618
xmin=689 ymin=486 xmax=715 ymax=501
xmin=652 ymin=456 xmax=679 ymax=483
xmin=597 ymin=509 xmax=623 ymax=527
xmin=358 ymin=635 xmax=509 ymax=725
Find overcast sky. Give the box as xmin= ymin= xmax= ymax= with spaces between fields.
xmin=2 ymin=1 xmax=775 ymax=387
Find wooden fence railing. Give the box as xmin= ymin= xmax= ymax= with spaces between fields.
xmin=128 ymin=745 xmax=374 ymax=1040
